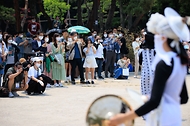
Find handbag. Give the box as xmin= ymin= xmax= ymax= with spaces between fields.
xmin=54 ymin=54 xmax=61 ymax=64
xmin=48 ymin=55 xmax=55 ymax=62
xmin=122 ymin=68 xmax=129 ymax=76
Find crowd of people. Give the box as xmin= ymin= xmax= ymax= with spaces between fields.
xmin=0 ymin=24 xmax=139 ymax=98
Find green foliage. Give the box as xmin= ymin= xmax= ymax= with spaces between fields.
xmin=43 ymin=0 xmax=70 ymax=22
xmin=0 ymin=5 xmax=15 ymax=23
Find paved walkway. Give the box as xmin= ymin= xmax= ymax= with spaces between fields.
xmin=0 ymin=74 xmax=190 ymax=126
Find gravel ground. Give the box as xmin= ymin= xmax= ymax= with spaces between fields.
xmin=0 ymin=73 xmax=189 ymax=126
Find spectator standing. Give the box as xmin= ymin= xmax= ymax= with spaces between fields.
xmin=67 ymin=31 xmax=85 ymax=85
xmin=4 ymin=35 xmax=20 ymax=77
xmin=132 ymin=34 xmax=141 ymax=78
xmin=103 ymin=30 xmax=116 ymax=78
xmin=53 ymin=16 xmax=61 ymax=29
xmin=94 ymin=36 xmax=104 ymax=79
xmin=0 ymin=40 xmax=8 ymax=86
xmin=43 ymin=35 xmax=53 ymax=87
xmin=51 ymin=33 xmax=66 ymax=87
xmin=118 ymin=30 xmax=129 ymax=55
xmin=83 ymin=39 xmax=97 ymax=84
xmin=27 ymin=18 xmax=40 ymax=36
xmin=15 ymin=31 xmax=27 ymax=59
xmin=88 ymin=30 xmax=97 ymax=43
xmin=32 ymin=32 xmax=47 ymax=54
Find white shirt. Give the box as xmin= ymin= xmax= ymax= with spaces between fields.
xmin=28 ymin=66 xmax=42 ymax=82
xmin=94 ymin=43 xmax=104 ymax=58
xmin=37 ymin=40 xmax=42 ymax=47
xmin=132 ymin=41 xmax=140 ymax=54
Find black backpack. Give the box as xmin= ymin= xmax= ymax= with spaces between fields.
xmin=0 ymin=87 xmax=9 ymax=97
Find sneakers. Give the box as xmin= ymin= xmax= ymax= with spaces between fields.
xmin=59 ymin=83 xmax=64 ymax=87
xmin=12 ymin=91 xmax=19 ymax=97
xmin=80 ymin=80 xmax=86 ymax=84
xmin=9 ymin=92 xmax=14 ymax=98
xmin=86 ymin=81 xmax=90 ymax=84
xmin=91 ymin=81 xmax=94 ymax=84
xmin=46 ymin=83 xmax=51 ymax=88
xmin=54 ymin=83 xmax=59 ymax=87
xmin=98 ymin=76 xmax=104 ymax=79
xmin=134 ymin=76 xmax=137 ymax=78
xmin=71 ymin=81 xmax=76 ymax=85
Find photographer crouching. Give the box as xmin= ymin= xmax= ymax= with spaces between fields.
xmin=3 ymin=62 xmax=29 ymax=98
xmin=26 ymin=57 xmax=54 ymax=95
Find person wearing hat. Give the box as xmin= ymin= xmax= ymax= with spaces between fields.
xmin=108 ymin=7 xmax=189 ymax=126
xmin=26 ymin=57 xmax=48 ymax=95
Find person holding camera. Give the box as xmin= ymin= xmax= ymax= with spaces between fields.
xmin=83 ymin=39 xmax=97 ymax=84
xmin=3 ymin=62 xmax=28 ymax=98
xmin=0 ymin=39 xmax=8 ymax=86
xmin=67 ymin=31 xmax=86 ymax=85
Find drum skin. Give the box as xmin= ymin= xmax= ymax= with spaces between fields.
xmin=86 ymin=94 xmax=135 ymax=126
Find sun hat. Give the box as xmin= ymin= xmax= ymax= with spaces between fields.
xmin=147 ymin=7 xmax=190 ymax=42
xmin=164 ymin=7 xmax=190 ymax=42
xmin=32 ymin=57 xmax=42 ymax=63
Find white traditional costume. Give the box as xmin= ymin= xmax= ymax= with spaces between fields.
xmin=135 ymin=7 xmax=189 ymax=126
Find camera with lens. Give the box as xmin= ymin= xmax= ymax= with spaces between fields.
xmin=22 ymin=62 xmax=29 ymax=72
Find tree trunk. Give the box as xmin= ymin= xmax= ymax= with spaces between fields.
xmin=119 ymin=0 xmax=125 ymax=28
xmin=37 ymin=0 xmax=52 ymax=30
xmin=105 ymin=0 xmax=116 ymax=29
xmin=127 ymin=15 xmax=132 ymax=30
xmin=28 ymin=0 xmax=37 ymax=19
xmin=99 ymin=0 xmax=104 ymax=33
xmin=77 ymin=0 xmax=83 ymax=25
xmin=131 ymin=13 xmax=144 ymax=29
xmin=13 ymin=0 xmax=21 ymax=32
xmin=21 ymin=0 xmax=28 ymax=31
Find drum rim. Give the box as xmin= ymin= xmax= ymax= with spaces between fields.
xmin=86 ymin=94 xmax=135 ymax=126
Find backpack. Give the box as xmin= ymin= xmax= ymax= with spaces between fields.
xmin=0 ymin=87 xmax=9 ymax=97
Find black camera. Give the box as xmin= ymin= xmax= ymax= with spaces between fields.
xmin=22 ymin=62 xmax=29 ymax=72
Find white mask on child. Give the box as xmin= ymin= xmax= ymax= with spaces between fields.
xmin=35 ymin=63 xmax=41 ymax=68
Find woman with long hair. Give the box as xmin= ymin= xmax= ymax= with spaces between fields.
xmin=51 ymin=33 xmax=66 ymax=87
xmin=83 ymin=39 xmax=97 ymax=84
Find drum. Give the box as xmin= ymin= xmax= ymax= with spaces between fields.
xmin=86 ymin=94 xmax=135 ymax=126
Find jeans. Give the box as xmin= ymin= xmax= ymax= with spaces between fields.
xmin=95 ymin=58 xmax=103 ymax=77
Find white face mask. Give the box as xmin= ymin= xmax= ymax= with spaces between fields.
xmin=39 ymin=36 xmax=43 ymax=40
xmin=68 ymin=38 xmax=72 ymax=42
xmin=104 ymin=34 xmax=107 ymax=38
xmin=20 ymin=35 xmax=23 ymax=38
xmin=8 ymin=40 xmax=13 ymax=44
xmin=184 ymin=45 xmax=189 ymax=49
xmin=56 ymin=37 xmax=61 ymax=42
xmin=45 ymin=38 xmax=49 ymax=42
xmin=32 ymin=20 xmax=36 ymax=23
xmin=119 ymin=33 xmax=123 ymax=37
xmin=93 ymin=34 xmax=96 ymax=36
xmin=74 ymin=36 xmax=77 ymax=40
xmin=35 ymin=63 xmax=41 ymax=68
xmin=136 ymin=38 xmax=140 ymax=41
xmin=0 ymin=34 xmax=2 ymax=39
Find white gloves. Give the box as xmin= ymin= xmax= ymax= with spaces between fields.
xmin=37 ymin=80 xmax=44 ymax=86
xmin=11 ymin=41 xmax=18 ymax=46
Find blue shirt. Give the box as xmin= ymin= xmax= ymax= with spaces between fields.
xmin=88 ymin=36 xmax=95 ymax=43
xmin=15 ymin=37 xmax=24 ymax=53
xmin=103 ymin=38 xmax=116 ymax=51
xmin=74 ymin=43 xmax=81 ymax=58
